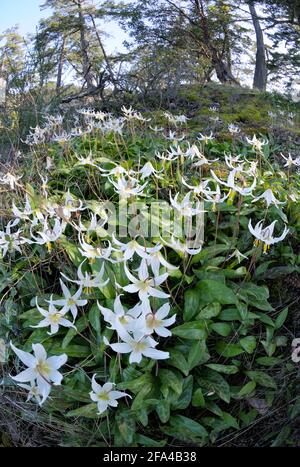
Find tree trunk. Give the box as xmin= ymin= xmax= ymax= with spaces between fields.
xmin=211 ymin=52 xmax=240 ymax=85
xmin=77 ymin=1 xmax=94 ymax=89
xmin=248 ymin=2 xmax=267 ymax=91
xmin=56 ymin=35 xmax=66 ymax=94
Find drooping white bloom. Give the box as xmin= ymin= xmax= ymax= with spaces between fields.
xmin=228 ymin=123 xmax=240 ymax=134
xmin=198 ymin=132 xmax=214 ymax=144
xmin=78 ymin=235 xmax=114 ymax=262
xmin=29 ymin=217 xmax=65 ymax=248
xmin=248 ymin=219 xmax=289 ymax=253
xmin=201 ymin=183 xmax=229 ymax=205
xmin=97 ymin=295 xmax=140 ymax=334
xmin=181 ymin=177 xmax=211 ymax=196
xmin=61 ymin=190 xmax=85 ymax=220
xmin=162 ymin=235 xmax=202 ymax=256
xmin=0 ymin=219 xmax=25 ymax=258
xmin=252 ymin=189 xmax=284 ymax=208
xmin=52 ymin=131 xmax=72 ymax=144
xmin=281 ymin=153 xmax=300 ymax=168
xmin=0 ymin=172 xmax=22 ymax=190
xmin=61 ymin=261 xmax=109 ymax=291
xmin=211 ymin=168 xmax=256 ymax=196
xmin=246 ymin=134 xmax=268 ymax=152
xmin=112 ymin=235 xmax=155 ymax=261
xmin=109 ymin=176 xmax=147 ymax=199
xmin=155 ymin=147 xmax=177 ymax=162
xmin=227 ymin=249 xmax=248 ymax=263
xmin=192 ymin=154 xmax=219 ymax=167
xmin=77 ymin=212 xmax=108 ymax=236
xmin=138 ymin=303 xmax=176 ymax=337
xmin=145 ymin=243 xmax=178 ymax=277
xmin=106 ymin=331 xmax=169 ymax=364
xmin=17 ymin=381 xmax=43 ymax=405
xmin=139 ymin=161 xmax=163 ymax=180
xmin=165 ymin=131 xmax=185 ymax=143
xmin=75 ymin=152 xmax=98 ymax=167
xmin=224 ymin=153 xmax=244 ymax=170
xmin=170 ymin=191 xmax=204 ymax=217
xmin=10 ymin=342 xmax=67 ymax=405
xmin=99 ymin=165 xmax=133 ymax=178
xmin=90 ymin=375 xmax=130 ymax=415
xmin=12 ymin=195 xmax=33 ymax=220
xmin=149 ymin=125 xmax=164 ymax=133
xmin=49 ymin=280 xmax=87 ymax=321
xmin=291 ymin=338 xmax=300 ymax=363
xmin=33 ymin=298 xmax=75 ymax=335
xmin=121 ymin=259 xmax=170 ymax=302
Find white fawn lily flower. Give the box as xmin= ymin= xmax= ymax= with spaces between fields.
xmin=33 ymin=298 xmax=75 ymax=335
xmin=78 ymin=235 xmax=115 ymax=262
xmin=49 ymin=280 xmax=87 ymax=321
xmin=12 ymin=195 xmax=33 ymax=220
xmin=211 ymin=168 xmax=256 ymax=196
xmin=281 ymin=153 xmax=300 ymax=168
xmin=17 ymin=381 xmax=43 ymax=405
xmin=121 ymin=259 xmax=170 ymax=302
xmin=291 ymin=338 xmax=300 ymax=363
xmin=198 ymin=132 xmax=214 ymax=144
xmin=149 ymin=125 xmax=164 ymax=132
xmin=105 ymin=331 xmax=169 ymax=363
xmin=139 ymin=161 xmax=163 ymax=180
xmin=99 ymin=165 xmax=133 ymax=178
xmin=137 ymin=302 xmax=176 ymax=337
xmin=0 ymin=172 xmax=22 ymax=190
xmin=156 ymin=149 xmax=178 ymax=162
xmin=227 ymin=249 xmax=248 ymax=263
xmin=252 ymin=189 xmax=284 ymax=208
xmin=228 ymin=124 xmax=240 ymax=134
xmin=112 ymin=235 xmax=155 ymax=261
xmin=193 ymin=154 xmax=219 ymax=167
xmin=170 ymin=191 xmax=204 ymax=217
xmin=75 ymin=152 xmax=98 ymax=167
xmin=109 ymin=176 xmax=147 ymax=199
xmin=165 ymin=131 xmax=185 ymax=143
xmin=182 ymin=177 xmax=211 ymax=195
xmin=77 ymin=212 xmax=108 ymax=236
xmin=248 ymin=219 xmax=289 ymax=253
xmin=61 ymin=261 xmax=109 ymax=292
xmin=61 ymin=190 xmax=85 ymax=220
xmin=97 ymin=295 xmax=140 ymax=334
xmin=10 ymin=342 xmax=67 ymax=405
xmin=145 ymin=243 xmax=178 ymax=277
xmin=0 ymin=219 xmax=25 ymax=257
xmin=162 ymin=235 xmax=202 ymax=256
xmin=90 ymin=375 xmax=130 ymax=415
xmin=29 ymin=217 xmax=65 ymax=250
xmin=224 ymin=154 xmax=244 ymax=170
xmin=246 ymin=134 xmax=268 ymax=152
xmin=201 ymin=184 xmax=229 ymax=206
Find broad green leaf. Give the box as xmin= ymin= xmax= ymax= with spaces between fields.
xmin=192 ymin=388 xmax=206 ymax=407
xmin=197 ymin=369 xmax=231 ymax=403
xmin=172 ymin=321 xmax=207 ymax=340
xmin=240 ymin=336 xmax=256 ymax=354
xmin=210 ymin=322 xmax=232 ymax=337
xmin=196 ymin=279 xmax=237 ymax=305
xmin=187 ymin=340 xmax=210 ymax=370
xmin=237 ymin=381 xmax=256 ymax=397
xmin=184 ymin=288 xmax=201 ymax=321
xmin=245 ymin=371 xmax=277 ymax=389
xmin=215 ymin=341 xmax=244 ymax=357
xmin=274 ymin=307 xmax=288 ymax=329
xmin=198 ymin=302 xmax=221 ymax=319
xmin=205 ymin=364 xmax=239 ymax=375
